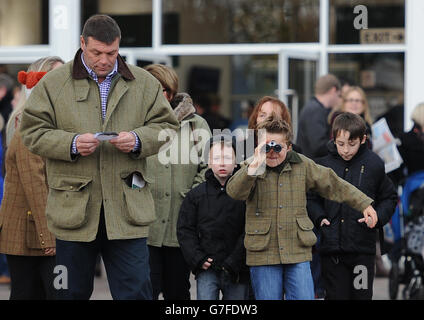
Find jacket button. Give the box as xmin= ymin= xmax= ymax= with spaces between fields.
xmin=40 ymin=234 xmax=43 ymax=237
xmin=27 ymin=211 xmax=32 ymax=215
xmin=165 ymin=165 xmax=169 ymax=169
xmin=41 ymin=241 xmax=45 ymax=245
xmin=70 ymin=186 xmax=74 ymax=190
xmin=255 ymin=212 xmax=260 ymax=216
xmin=279 ymin=226 xmax=283 ymax=230
xmin=255 ymin=230 xmax=259 ymax=233
xmin=279 ymin=183 xmax=283 ymax=187
xmin=279 ymin=205 xmax=283 ymax=209
xmin=341 ymin=219 xmax=344 ymax=223
xmin=162 ymin=219 xmax=166 ymax=223
xmin=165 ymin=192 xmax=170 ymax=196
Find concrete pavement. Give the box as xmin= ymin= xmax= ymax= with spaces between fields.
xmin=0 ymin=262 xmax=398 ymax=300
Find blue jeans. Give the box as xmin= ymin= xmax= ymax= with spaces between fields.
xmin=197 ymin=269 xmax=249 ymax=300
xmin=250 ymin=262 xmax=314 ymax=300
xmin=0 ymin=254 xmax=9 ymax=277
xmin=55 ymin=211 xmax=152 ymax=300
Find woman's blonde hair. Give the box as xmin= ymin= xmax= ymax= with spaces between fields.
xmin=328 ymin=86 xmax=372 ymax=127
xmin=144 ymin=64 xmax=178 ymax=101
xmin=411 ymin=102 xmax=424 ymax=128
xmin=6 ymin=56 xmax=64 ymax=146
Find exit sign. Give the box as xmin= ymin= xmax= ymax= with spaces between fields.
xmin=360 ymin=28 xmax=404 ymax=44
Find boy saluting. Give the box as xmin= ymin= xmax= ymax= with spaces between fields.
xmin=227 ymin=118 xmax=378 ymax=300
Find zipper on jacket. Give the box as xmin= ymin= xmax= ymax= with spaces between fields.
xmin=358 ymin=165 xmax=365 ymax=187
xmin=343 ymin=167 xmax=348 ymax=179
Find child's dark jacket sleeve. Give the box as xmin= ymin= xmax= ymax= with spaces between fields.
xmin=177 ymin=190 xmax=208 ymax=273
xmin=307 ymin=191 xmax=327 ymax=228
xmin=374 ymin=174 xmax=398 ymax=227
xmin=222 ymin=203 xmax=246 ymax=276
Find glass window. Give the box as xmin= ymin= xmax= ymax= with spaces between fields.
xmin=0 ymin=0 xmax=48 ymax=46
xmin=162 ymin=55 xmax=278 ymax=131
xmin=162 ymin=0 xmax=319 ymax=44
xmin=231 ymin=55 xmax=278 ymax=128
xmin=82 ymin=0 xmax=153 ymax=47
xmin=330 ymin=0 xmax=405 ymax=45
xmin=329 ymin=53 xmax=404 ymax=136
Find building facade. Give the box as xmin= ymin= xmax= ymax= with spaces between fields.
xmin=0 ymin=0 xmax=423 ymax=137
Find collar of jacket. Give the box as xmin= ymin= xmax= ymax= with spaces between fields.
xmin=205 ymin=168 xmax=230 ymax=192
xmin=72 ymin=48 xmax=135 ymax=81
xmin=246 ymin=150 xmax=302 ymax=180
xmin=172 ymin=92 xmax=196 ymax=122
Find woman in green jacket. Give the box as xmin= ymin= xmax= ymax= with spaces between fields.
xmin=145 ymin=64 xmax=211 ymax=300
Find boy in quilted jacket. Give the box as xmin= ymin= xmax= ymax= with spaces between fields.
xmin=227 ymin=117 xmax=378 ymax=300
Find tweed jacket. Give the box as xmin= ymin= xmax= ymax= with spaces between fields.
xmin=226 ymin=151 xmax=374 ymax=266
xmin=147 ymin=94 xmax=211 ymax=247
xmin=19 ymin=49 xmax=180 ymax=242
xmin=0 ymin=131 xmax=55 ymax=256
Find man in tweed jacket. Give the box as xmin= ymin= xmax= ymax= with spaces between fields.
xmin=19 ymin=15 xmax=179 ymax=300
xmin=227 ymin=118 xmax=378 ymax=300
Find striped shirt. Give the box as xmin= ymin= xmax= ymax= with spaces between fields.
xmin=72 ymin=53 xmax=140 ymax=154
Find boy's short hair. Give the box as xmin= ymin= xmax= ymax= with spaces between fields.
xmin=204 ymin=134 xmax=237 ymax=163
xmin=332 ymin=112 xmax=367 ymax=141
xmin=256 ymin=118 xmax=293 ymax=145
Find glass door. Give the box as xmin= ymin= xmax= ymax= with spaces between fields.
xmin=278 ymin=50 xmax=320 ymax=140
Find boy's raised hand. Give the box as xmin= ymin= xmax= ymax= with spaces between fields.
xmin=358 ymin=205 xmax=378 ymax=228
xmin=248 ymin=140 xmax=267 ymax=176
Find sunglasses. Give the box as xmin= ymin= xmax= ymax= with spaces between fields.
xmin=265 ymin=140 xmax=283 ymax=153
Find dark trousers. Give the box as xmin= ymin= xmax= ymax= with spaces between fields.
xmin=311 ymin=229 xmax=325 ymax=298
xmin=55 ymin=210 xmax=152 ymax=300
xmin=148 ymin=245 xmax=191 ymax=300
xmin=321 ymin=253 xmax=375 ymax=300
xmin=6 ymin=255 xmax=56 ymax=300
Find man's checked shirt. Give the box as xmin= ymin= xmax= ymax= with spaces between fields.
xmin=72 ymin=53 xmax=140 ymax=154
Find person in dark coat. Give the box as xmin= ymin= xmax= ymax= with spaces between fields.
xmin=177 ymin=134 xmax=249 ymax=300
xmin=296 ymin=74 xmax=341 ymax=160
xmin=398 ymin=103 xmax=424 ymax=176
xmin=307 ymin=112 xmax=398 ymax=300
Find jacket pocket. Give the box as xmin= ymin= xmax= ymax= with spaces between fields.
xmin=26 ymin=213 xmax=42 ymax=249
xmin=121 ymin=173 xmax=156 ymax=226
xmin=46 ymin=175 xmax=92 ymax=229
xmin=244 ymin=218 xmax=271 ymax=252
xmin=296 ymin=216 xmax=317 ymax=247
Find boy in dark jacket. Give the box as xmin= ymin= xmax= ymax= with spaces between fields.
xmin=307 ymin=112 xmax=398 ymax=300
xmin=177 ymin=135 xmax=249 ymax=300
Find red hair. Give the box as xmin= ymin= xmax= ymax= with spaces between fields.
xmin=248 ymin=96 xmax=291 ymax=130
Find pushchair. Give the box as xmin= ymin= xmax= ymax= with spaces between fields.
xmin=388 ymin=171 xmax=424 ymax=300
